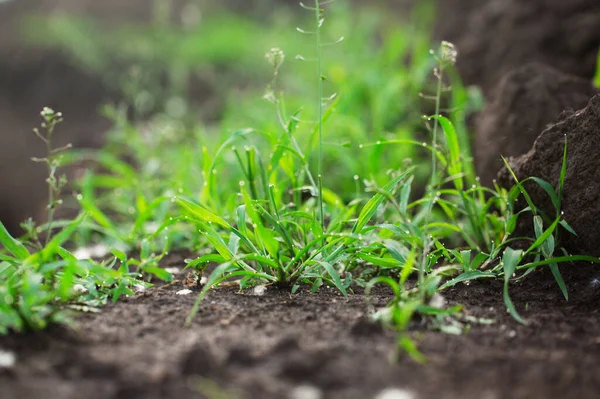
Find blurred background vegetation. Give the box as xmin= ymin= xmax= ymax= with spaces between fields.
xmin=2 ymin=0 xmax=472 ymax=233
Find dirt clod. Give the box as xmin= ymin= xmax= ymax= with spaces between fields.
xmin=475 ymin=63 xmax=597 ymax=185
xmin=499 ymin=94 xmax=600 ymax=259
xmin=437 ymin=0 xmax=600 ymax=93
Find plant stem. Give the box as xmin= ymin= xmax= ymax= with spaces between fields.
xmin=314 ymin=0 xmax=325 ymax=232
xmin=44 ymin=124 xmax=55 ymax=247
xmin=419 ymin=61 xmax=444 ymax=299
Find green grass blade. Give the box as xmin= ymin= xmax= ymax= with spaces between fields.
xmin=529 ymin=177 xmax=560 ymax=211
xmin=430 ymin=115 xmax=462 ymax=190
xmin=439 ymin=270 xmax=495 ymax=290
xmin=0 ymin=220 xmax=30 ymax=260
xmin=548 ymin=262 xmax=568 ymax=300
xmin=313 ymin=260 xmax=348 ymax=296
xmin=352 ymin=170 xmax=411 ymax=234
xmin=175 ymin=197 xmax=230 ymax=228
xmin=502 ymin=247 xmax=527 ymax=324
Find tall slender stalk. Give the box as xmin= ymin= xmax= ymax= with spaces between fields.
xmin=419 ymin=42 xmax=455 ymax=298
xmin=32 ymin=108 xmax=68 ymax=247
xmin=314 ymin=0 xmax=325 ymax=232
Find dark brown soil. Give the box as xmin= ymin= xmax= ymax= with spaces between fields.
xmin=499 ymin=94 xmax=600 ymax=258
xmin=475 ymin=63 xmax=597 ymax=186
xmin=436 ymin=0 xmax=600 ymax=94
xmin=2 ymin=252 xmax=600 ymax=399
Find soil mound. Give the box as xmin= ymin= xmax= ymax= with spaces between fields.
xmin=436 ymin=0 xmax=600 ymax=93
xmin=475 ymin=63 xmax=597 ymax=186
xmin=498 ymin=94 xmax=600 ymax=258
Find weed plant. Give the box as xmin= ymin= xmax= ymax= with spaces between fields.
xmin=0 ymin=109 xmax=149 ymax=333
xmin=3 ymin=0 xmax=599 ymax=352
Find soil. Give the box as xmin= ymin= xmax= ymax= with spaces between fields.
xmin=474 ymin=63 xmax=597 ymax=186
xmin=498 ymin=94 xmax=600 ymax=259
xmin=2 ymin=251 xmax=600 ymax=399
xmin=435 ymin=0 xmax=600 ymax=94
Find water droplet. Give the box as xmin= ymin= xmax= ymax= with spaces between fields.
xmin=359 ymin=144 xmax=364 ymax=149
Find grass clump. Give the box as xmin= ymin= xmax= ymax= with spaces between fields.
xmin=0 ymin=109 xmax=148 ymax=334
xmin=2 ymin=1 xmax=599 ymax=356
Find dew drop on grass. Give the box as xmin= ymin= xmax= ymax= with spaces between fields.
xmin=239 ymin=181 xmax=245 ymax=186
xmin=353 ymin=175 xmax=359 ymax=180
xmin=359 ymin=144 xmax=364 ymax=149
xmin=422 ymin=142 xmax=427 ymax=147
xmin=376 ymin=140 xmax=381 ymax=145
xmin=76 ymin=194 xmax=83 ymax=201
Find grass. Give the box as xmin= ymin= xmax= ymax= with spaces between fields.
xmin=1 ymin=0 xmax=599 ymax=359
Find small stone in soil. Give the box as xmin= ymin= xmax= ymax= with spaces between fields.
xmin=374 ymin=388 xmax=416 ymax=399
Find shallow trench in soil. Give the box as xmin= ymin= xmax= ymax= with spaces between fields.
xmin=2 ymin=251 xmax=600 ymax=399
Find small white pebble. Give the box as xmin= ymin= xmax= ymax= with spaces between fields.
xmin=428 ymin=293 xmax=446 ymax=309
xmin=374 ymin=388 xmax=416 ymax=399
xmin=0 ymin=350 xmax=16 ymax=369
xmin=252 ymin=285 xmax=267 ymax=296
xmin=133 ymin=284 xmax=146 ymax=293
xmin=164 ymin=267 xmax=181 ymax=274
xmin=73 ymin=244 xmax=110 ymax=260
xmin=289 ymin=385 xmax=322 ymax=399
xmin=176 ymin=289 xmax=193 ymax=296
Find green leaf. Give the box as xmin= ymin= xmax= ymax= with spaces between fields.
xmin=559 ymin=219 xmax=577 ymax=236
xmin=529 ymin=177 xmax=559 ymax=211
xmin=175 ymin=197 xmax=231 ymax=228
xmin=431 ymin=115 xmax=462 ymax=189
xmin=548 ymin=262 xmax=568 ymax=301
xmin=313 ymin=260 xmax=347 ymax=296
xmin=439 ymin=270 xmax=495 ymax=290
xmin=502 ymin=157 xmax=537 ymax=215
xmin=0 ymin=220 xmax=30 ymax=260
xmin=37 ymin=213 xmax=87 ymax=262
xmin=144 ymin=266 xmax=173 ymax=282
xmin=352 ymin=170 xmax=412 ymax=234
xmin=533 ymin=215 xmax=554 ymax=259
xmin=526 ymin=216 xmax=560 ymax=256
xmin=502 ymin=247 xmax=527 ymax=324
